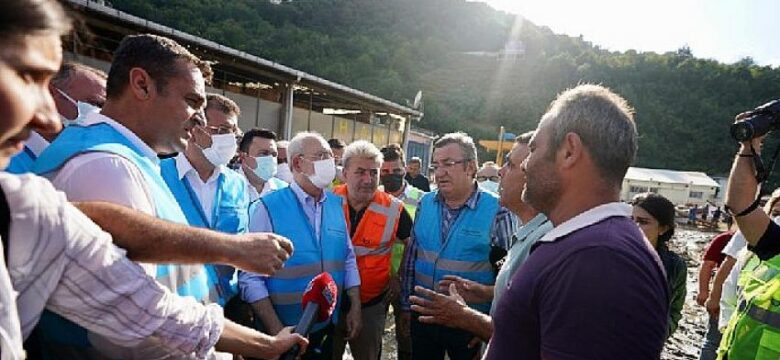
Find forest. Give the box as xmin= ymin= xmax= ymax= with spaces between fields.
xmin=110 ymin=0 xmax=780 ymax=178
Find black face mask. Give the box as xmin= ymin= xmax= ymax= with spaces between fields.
xmin=381 ymin=173 xmax=404 ymax=193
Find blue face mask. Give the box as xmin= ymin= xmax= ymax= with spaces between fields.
xmin=252 ymin=155 xmax=278 ymax=181
xmin=479 ymin=180 xmax=500 ymax=194
xmin=56 ymin=88 xmax=99 ymax=126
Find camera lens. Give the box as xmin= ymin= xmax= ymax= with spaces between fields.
xmin=730 ymin=122 xmax=754 ymax=142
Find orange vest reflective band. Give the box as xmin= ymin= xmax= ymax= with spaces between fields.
xmin=333 ymin=185 xmax=403 ymax=303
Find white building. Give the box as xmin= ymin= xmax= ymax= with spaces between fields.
xmin=621 ymin=167 xmax=721 ymax=206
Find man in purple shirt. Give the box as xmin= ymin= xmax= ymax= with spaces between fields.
xmin=485 ymin=84 xmax=669 ymax=360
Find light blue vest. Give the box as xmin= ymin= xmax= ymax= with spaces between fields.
xmin=6 ymin=146 xmax=36 ymax=174
xmin=34 ymin=123 xmax=212 ymax=300
xmin=413 ymin=189 xmax=500 ymax=314
xmin=161 ymin=157 xmax=249 ymax=305
xmin=260 ymin=187 xmax=347 ymax=331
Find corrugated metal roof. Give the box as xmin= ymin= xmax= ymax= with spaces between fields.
xmin=624 ymin=167 xmax=720 ymax=188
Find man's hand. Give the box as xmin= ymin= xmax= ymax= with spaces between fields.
xmin=437 ymin=275 xmax=493 ymax=304
xmin=227 ymin=233 xmax=293 ymax=276
xmin=705 ymin=295 xmax=720 ymax=318
xmin=410 ymin=284 xmax=468 ymax=328
xmin=345 ymin=305 xmax=362 ymax=341
xmin=268 ymin=326 xmax=308 ymax=360
xmin=696 ymin=290 xmax=709 ymax=307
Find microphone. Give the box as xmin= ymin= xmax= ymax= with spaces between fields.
xmin=280 ymin=272 xmax=338 ymax=360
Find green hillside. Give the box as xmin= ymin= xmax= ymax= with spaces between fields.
xmin=109 ymin=0 xmax=780 ymax=177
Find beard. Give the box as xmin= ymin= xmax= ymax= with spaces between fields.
xmin=521 ymin=163 xmax=562 ymax=214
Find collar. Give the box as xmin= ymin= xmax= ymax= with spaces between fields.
xmin=175 ymin=152 xmax=222 ymax=183
xmin=291 ymin=179 xmax=327 ymax=205
xmin=538 ymin=202 xmax=632 ymax=243
xmin=434 ymin=183 xmax=480 ymax=210
xmin=82 ymin=112 xmax=159 ymax=163
xmin=25 ymin=131 xmax=50 ymax=157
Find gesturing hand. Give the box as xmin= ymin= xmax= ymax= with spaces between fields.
xmin=410 ymin=284 xmax=468 ymax=328
xmin=231 ymin=232 xmax=293 ymax=275
xmin=437 ymin=275 xmax=493 ymax=304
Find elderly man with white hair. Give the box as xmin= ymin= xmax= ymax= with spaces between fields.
xmin=238 ymin=132 xmax=361 ymax=360
xmin=331 ymin=141 xmax=413 ymax=360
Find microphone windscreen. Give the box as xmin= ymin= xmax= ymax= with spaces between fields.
xmin=301 ymin=272 xmax=338 ymax=322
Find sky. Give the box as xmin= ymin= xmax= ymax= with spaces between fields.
xmin=475 ymin=0 xmax=779 ymax=67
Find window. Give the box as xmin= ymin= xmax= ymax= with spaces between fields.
xmin=649 ymin=187 xmax=659 ymax=193
xmin=630 ymin=186 xmax=648 ymax=193
xmin=690 ymin=191 xmax=703 ymax=199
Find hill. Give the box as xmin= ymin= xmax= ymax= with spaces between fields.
xmin=109 ymin=0 xmax=780 ymax=177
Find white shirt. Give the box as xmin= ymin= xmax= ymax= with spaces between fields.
xmin=539 ymin=202 xmax=633 ymax=242
xmin=0 ymin=173 xmax=223 ymax=359
xmin=175 ymin=153 xmax=226 ymax=224
xmin=240 ymin=167 xmax=278 ymax=202
xmin=719 ymin=231 xmax=748 ymax=329
xmin=25 ymin=131 xmax=50 ymax=157
xmin=47 ymin=112 xmax=157 ymax=217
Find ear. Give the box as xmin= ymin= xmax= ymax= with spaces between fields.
xmin=467 ymin=160 xmax=478 ymax=178
xmin=128 ymin=68 xmax=153 ymax=100
xmin=291 ymin=155 xmax=303 ymax=173
xmin=559 ymin=132 xmax=583 ymax=169
xmin=658 ymin=224 xmax=671 ymax=236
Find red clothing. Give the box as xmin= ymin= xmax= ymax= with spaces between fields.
xmin=702 ymin=231 xmax=734 ymax=266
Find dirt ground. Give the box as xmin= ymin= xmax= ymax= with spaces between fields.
xmin=342 ymin=228 xmax=719 ymax=360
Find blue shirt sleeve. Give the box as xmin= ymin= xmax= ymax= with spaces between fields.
xmin=344 ymin=224 xmax=361 ymax=289
xmin=238 ymin=201 xmax=272 ymax=303
xmin=490 ymin=206 xmax=516 ymax=250
xmin=400 ymin=205 xmax=422 ymax=310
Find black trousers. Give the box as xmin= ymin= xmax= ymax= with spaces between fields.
xmin=411 ymin=316 xmax=479 ymax=360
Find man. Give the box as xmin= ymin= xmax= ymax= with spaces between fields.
xmin=0 ymin=1 xmax=305 ymax=358
xmin=485 ymin=85 xmax=669 ymax=359
xmin=379 ymin=145 xmax=425 ymax=360
xmin=161 ymin=93 xmax=250 ymax=306
xmin=329 ymin=138 xmax=347 ymax=185
xmin=276 ymin=139 xmax=294 ymax=183
xmin=238 ymin=128 xmax=289 ymax=201
xmin=6 ymin=62 xmax=106 ymax=173
xmin=400 ymin=132 xmax=515 ymax=360
xmin=331 ymin=141 xmax=413 ymax=360
xmin=696 ymin=231 xmax=733 ymax=360
xmin=32 ymin=33 xmax=257 ymax=357
xmin=405 ymin=156 xmax=431 ymax=192
xmin=476 ymin=161 xmax=500 ymax=194
xmin=408 ymin=131 xmax=552 ymax=346
xmin=718 ymin=115 xmax=780 ymax=359
xmin=239 ymin=132 xmax=361 ymax=359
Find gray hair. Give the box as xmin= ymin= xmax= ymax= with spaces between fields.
xmin=408 ymin=156 xmax=422 ymax=166
xmin=277 ymin=140 xmax=289 ymax=148
xmin=516 ymin=130 xmax=535 ymax=145
xmin=543 ymin=84 xmax=637 ymax=186
xmin=51 ymin=62 xmax=107 ymax=89
xmin=434 ymin=132 xmax=478 ymax=163
xmin=342 ymin=140 xmax=383 ymax=169
xmin=288 ymin=131 xmax=329 ymax=160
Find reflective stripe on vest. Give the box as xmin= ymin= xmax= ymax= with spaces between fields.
xmin=333 ymin=185 xmax=402 ymax=303
xmin=413 ymin=188 xmax=499 ymax=314
xmin=261 ymin=187 xmax=347 ymax=330
xmin=718 ymin=252 xmax=780 ymax=360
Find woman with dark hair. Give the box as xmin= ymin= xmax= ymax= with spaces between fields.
xmin=632 ymin=192 xmax=687 ymax=338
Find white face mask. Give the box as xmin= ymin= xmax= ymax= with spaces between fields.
xmin=252 ymin=155 xmax=277 ymax=181
xmin=276 ymin=163 xmax=294 ymax=183
xmin=307 ymin=158 xmax=336 ymax=189
xmin=202 ymin=133 xmax=238 ymax=166
xmin=56 ymin=88 xmax=100 ymax=126
xmin=479 ymin=180 xmax=500 ymax=194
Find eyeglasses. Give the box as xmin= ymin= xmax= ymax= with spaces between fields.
xmin=477 ymin=175 xmax=500 ymax=182
xmin=430 ymin=159 xmax=468 ymax=171
xmin=207 ymin=124 xmax=238 ymax=135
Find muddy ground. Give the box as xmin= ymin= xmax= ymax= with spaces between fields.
xmin=342 ymin=228 xmax=718 ymax=360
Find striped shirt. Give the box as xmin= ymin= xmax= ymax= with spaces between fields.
xmin=400 ymin=185 xmax=515 ymax=310
xmin=0 ymin=173 xmax=223 ymax=358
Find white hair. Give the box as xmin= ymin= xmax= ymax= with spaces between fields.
xmin=277 ymin=140 xmax=290 ymax=148
xmin=342 ymin=140 xmax=383 ymax=169
xmin=288 ymin=131 xmax=329 ymax=160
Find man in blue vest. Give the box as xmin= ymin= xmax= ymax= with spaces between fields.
xmin=6 ymin=62 xmax=105 ymax=174
xmin=399 ymin=132 xmax=516 ymax=360
xmin=237 ymin=128 xmax=289 ymax=201
xmin=239 ymin=131 xmax=362 ymax=359
xmin=33 ymin=34 xmax=293 ymax=358
xmin=161 ymin=93 xmax=249 ymax=306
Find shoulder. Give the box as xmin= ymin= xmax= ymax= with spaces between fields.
xmin=0 ymin=173 xmax=67 ymax=214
